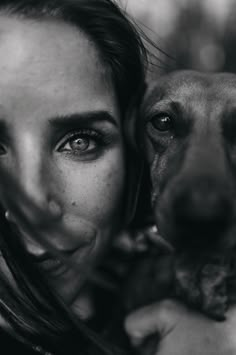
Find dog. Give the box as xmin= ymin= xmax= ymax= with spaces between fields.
xmin=124 ymin=70 xmax=236 ymax=321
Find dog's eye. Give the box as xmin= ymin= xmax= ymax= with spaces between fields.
xmin=151 ymin=114 xmax=173 ymax=132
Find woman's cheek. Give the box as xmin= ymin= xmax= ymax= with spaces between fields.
xmin=57 ymin=148 xmax=126 ymax=229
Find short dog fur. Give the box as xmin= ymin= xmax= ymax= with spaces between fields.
xmin=125 ymin=70 xmax=236 ymax=320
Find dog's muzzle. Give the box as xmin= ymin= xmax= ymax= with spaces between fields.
xmin=171 ymin=177 xmax=233 ymax=250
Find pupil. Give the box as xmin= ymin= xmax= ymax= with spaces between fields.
xmin=71 ymin=137 xmax=89 ymax=150
xmin=160 ymin=117 xmax=170 ymax=126
xmin=152 ymin=115 xmax=172 ymax=131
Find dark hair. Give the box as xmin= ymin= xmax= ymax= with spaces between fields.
xmin=0 ymin=1 xmax=147 ymax=354
xmin=2 ymin=0 xmax=147 ymax=115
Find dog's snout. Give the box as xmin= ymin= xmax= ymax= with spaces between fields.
xmin=173 ymin=180 xmax=233 ymax=247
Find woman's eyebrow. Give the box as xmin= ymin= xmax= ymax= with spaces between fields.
xmin=49 ymin=111 xmax=119 ymax=129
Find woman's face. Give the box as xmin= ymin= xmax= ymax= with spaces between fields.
xmin=0 ymin=16 xmax=126 ymax=304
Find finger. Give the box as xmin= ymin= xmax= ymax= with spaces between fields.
xmin=112 ymin=230 xmax=141 ymax=253
xmin=115 ymin=227 xmax=175 ymax=255
xmin=143 ymin=225 xmax=174 ymax=253
xmin=124 ymin=300 xmax=184 ymax=347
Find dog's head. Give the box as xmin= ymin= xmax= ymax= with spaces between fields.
xmin=138 ymin=70 xmax=236 ymax=254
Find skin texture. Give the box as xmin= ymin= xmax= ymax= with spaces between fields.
xmin=0 ymin=15 xmax=126 ymax=306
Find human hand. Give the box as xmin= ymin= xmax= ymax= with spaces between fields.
xmin=113 ymin=226 xmax=173 ymax=255
xmin=125 ymin=299 xmax=236 ymax=355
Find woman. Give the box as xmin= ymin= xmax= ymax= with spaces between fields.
xmin=0 ymin=0 xmax=146 ymax=354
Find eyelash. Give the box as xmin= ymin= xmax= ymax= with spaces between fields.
xmin=57 ymin=129 xmax=107 ymax=157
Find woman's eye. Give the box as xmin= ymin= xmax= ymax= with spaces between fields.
xmin=63 ymin=136 xmax=91 ymax=152
xmin=151 ymin=114 xmax=173 ymax=132
xmin=57 ymin=130 xmax=101 ymax=157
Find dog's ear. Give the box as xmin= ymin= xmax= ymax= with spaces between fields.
xmin=124 ymin=83 xmax=147 ymax=226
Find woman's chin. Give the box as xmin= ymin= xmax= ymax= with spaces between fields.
xmin=48 ymin=266 xmax=86 ymax=305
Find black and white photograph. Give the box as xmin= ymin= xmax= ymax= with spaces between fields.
xmin=0 ymin=0 xmax=236 ymax=354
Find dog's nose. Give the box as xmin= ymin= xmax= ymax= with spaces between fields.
xmin=173 ymin=180 xmax=233 ymax=248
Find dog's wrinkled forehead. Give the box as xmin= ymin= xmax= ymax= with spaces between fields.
xmin=141 ymin=70 xmax=236 ymax=177
xmin=142 ymin=70 xmax=236 ymax=116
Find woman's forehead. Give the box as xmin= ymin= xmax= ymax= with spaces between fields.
xmin=0 ymin=14 xmax=120 ymax=125
xmin=0 ymin=15 xmax=107 ymax=83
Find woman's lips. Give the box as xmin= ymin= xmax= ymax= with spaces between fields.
xmin=27 ymin=242 xmax=95 ymax=278
xmin=28 ymin=250 xmax=73 ymax=277
xmin=37 ymin=257 xmax=68 ymax=276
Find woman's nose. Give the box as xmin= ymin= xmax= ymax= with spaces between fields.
xmin=15 ymin=136 xmax=62 ymax=217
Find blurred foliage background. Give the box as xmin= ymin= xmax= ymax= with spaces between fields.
xmin=119 ymin=0 xmax=236 ymax=78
